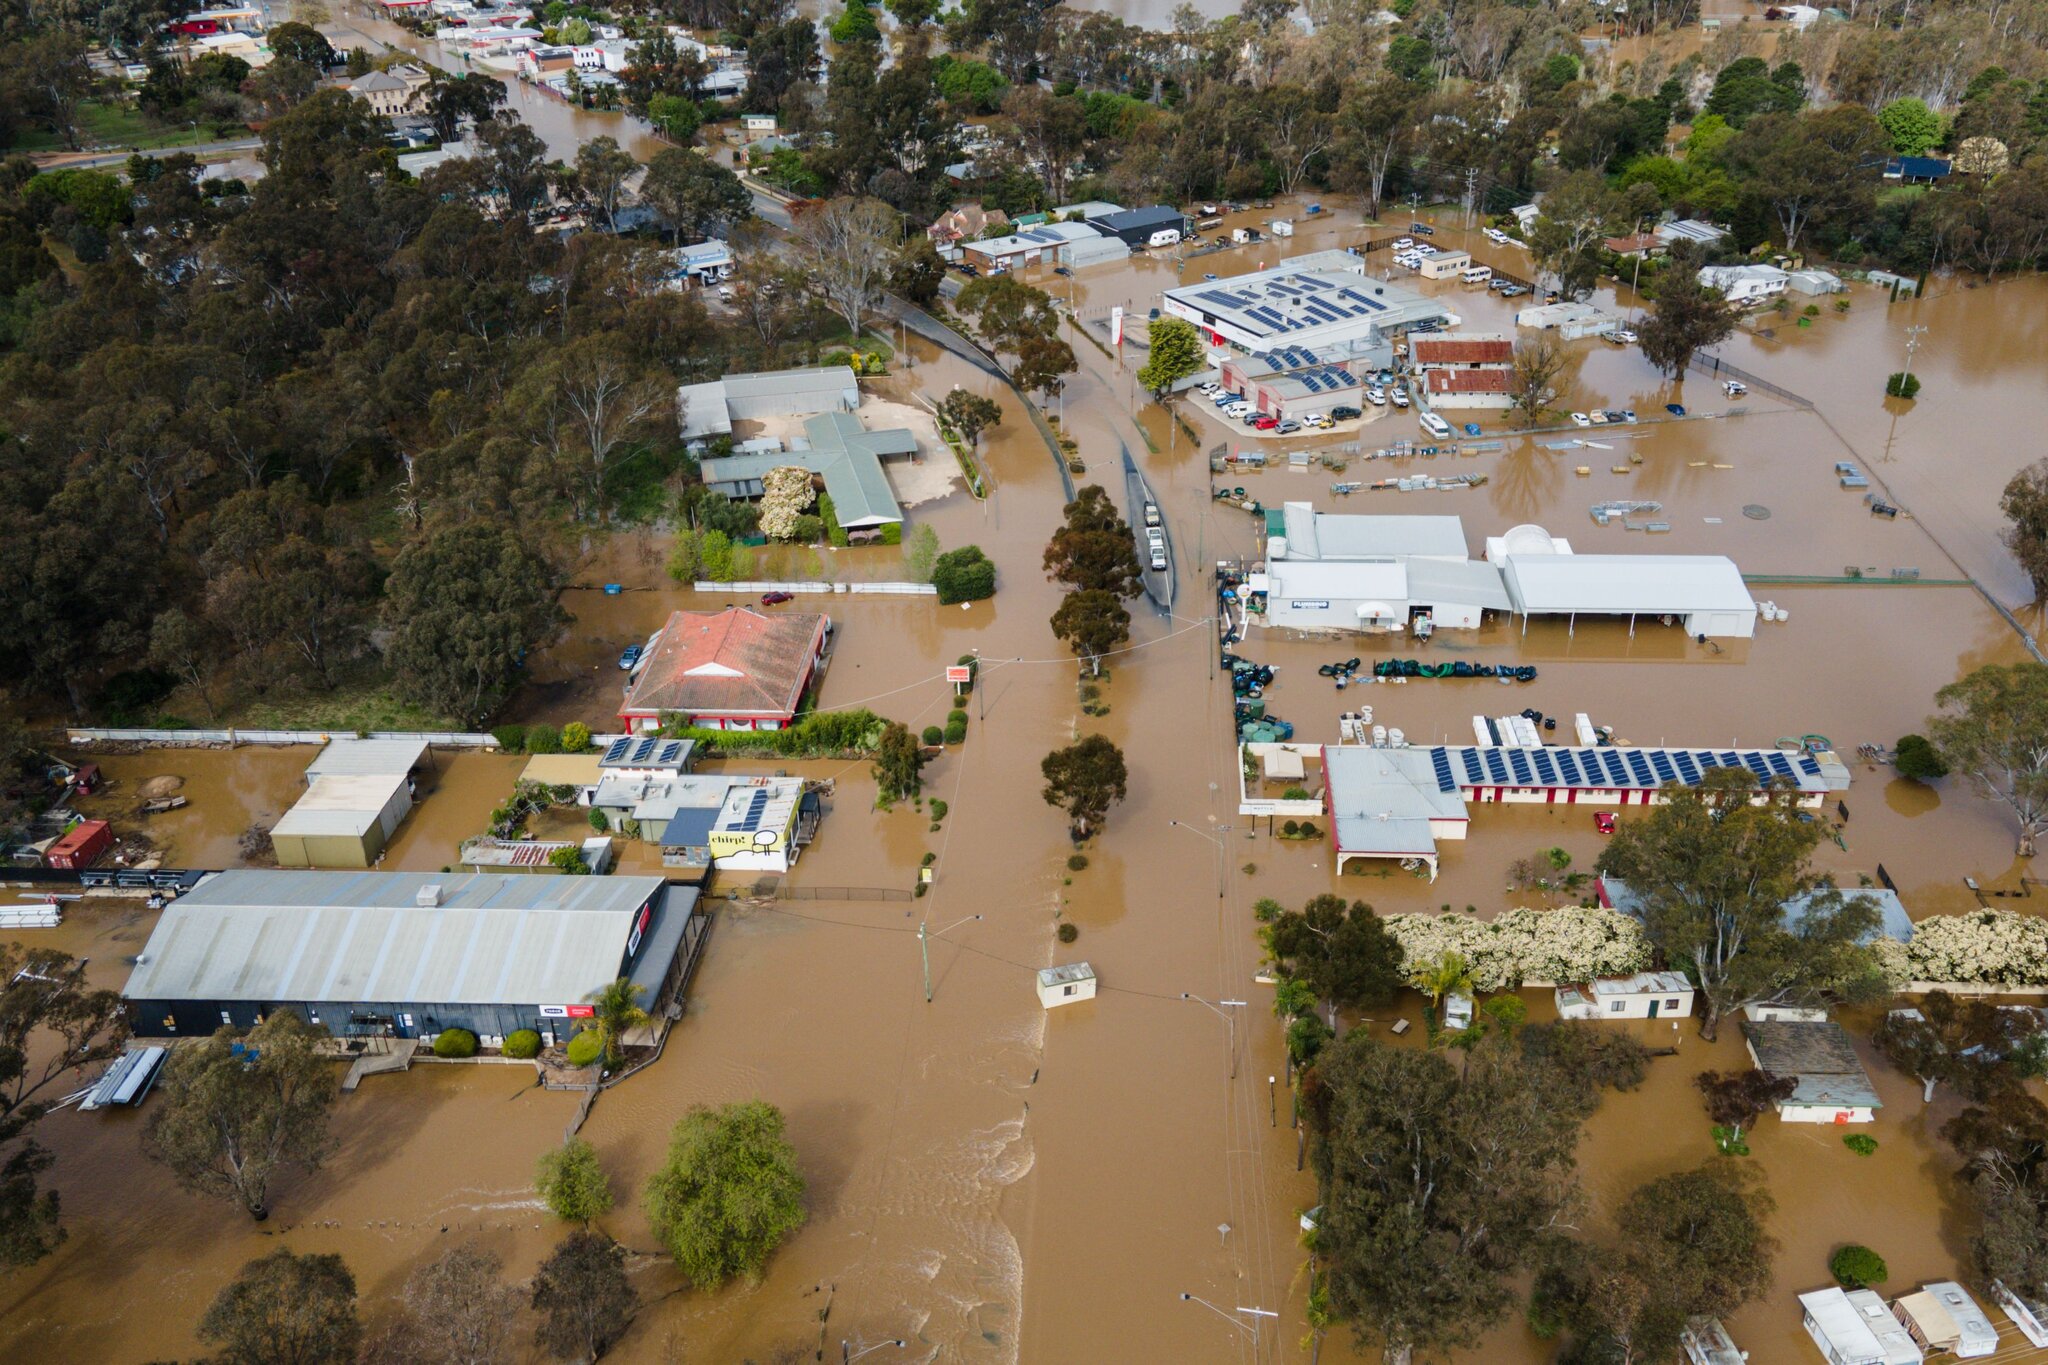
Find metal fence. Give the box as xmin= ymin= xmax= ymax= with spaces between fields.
xmin=689 ymin=580 xmax=936 ymax=595
xmin=1687 ymin=351 xmax=1813 ymax=408
xmin=67 ymin=727 xmax=498 ymax=747
xmin=755 ymin=883 xmax=913 ymax=902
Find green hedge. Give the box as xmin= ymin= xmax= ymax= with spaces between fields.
xmin=663 ymin=707 xmax=890 ymax=757
xmin=524 ymin=724 xmax=561 ymax=754
xmin=493 ymin=724 xmax=527 ymax=751
xmin=503 ymin=1029 xmax=542 ymax=1059
xmin=565 ymin=1030 xmax=604 ymax=1067
xmin=944 ymin=718 xmax=967 ymax=744
xmin=432 ymin=1028 xmax=479 ymax=1059
xmin=923 ymin=725 xmax=944 ymax=746
xmin=819 ymin=492 xmax=849 ymax=548
xmin=880 ymin=522 xmax=901 ymax=545
xmin=933 ymin=546 xmax=995 ymax=604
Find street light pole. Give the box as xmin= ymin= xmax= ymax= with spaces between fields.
xmin=1168 ymin=819 xmax=1229 ymax=898
xmin=1181 ymin=993 xmax=1247 ymax=1079
xmin=842 ymin=1338 xmax=907 ymax=1363
xmin=919 ymin=914 xmax=983 ymax=1003
xmin=1882 ymin=323 xmax=1928 ymax=463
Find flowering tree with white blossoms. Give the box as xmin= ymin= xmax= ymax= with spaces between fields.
xmin=1384 ymin=907 xmax=1650 ymax=993
xmin=758 ymin=466 xmax=815 ymax=542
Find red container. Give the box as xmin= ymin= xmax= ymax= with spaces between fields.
xmin=46 ymin=819 xmax=112 ymax=871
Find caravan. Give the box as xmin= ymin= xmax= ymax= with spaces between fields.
xmin=1147 ymin=228 xmax=1183 ymax=248
xmin=1461 ymin=264 xmax=1493 ymax=285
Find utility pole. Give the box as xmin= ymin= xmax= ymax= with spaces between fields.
xmin=919 ymin=914 xmax=982 ymax=1002
xmin=1181 ymin=993 xmax=1247 ymax=1079
xmin=1881 ymin=323 xmax=1928 ymax=463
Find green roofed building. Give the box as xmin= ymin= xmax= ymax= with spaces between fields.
xmin=698 ymin=409 xmax=915 ymax=537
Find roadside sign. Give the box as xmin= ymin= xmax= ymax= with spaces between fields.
xmin=945 ymin=666 xmax=972 ymax=684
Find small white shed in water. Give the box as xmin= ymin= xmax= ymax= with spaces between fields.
xmin=1894 ymin=1282 xmax=1997 ymax=1357
xmin=1037 ymin=962 xmax=1097 ymax=1009
xmin=1680 ymin=1315 xmax=1746 ymax=1365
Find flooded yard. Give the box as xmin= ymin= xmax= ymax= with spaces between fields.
xmin=9 ymin=200 xmax=2048 ymax=1362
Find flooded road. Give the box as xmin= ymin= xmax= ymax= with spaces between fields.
xmin=10 ymin=198 xmax=2048 ymax=1363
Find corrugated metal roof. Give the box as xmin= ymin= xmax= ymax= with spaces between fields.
xmin=273 ymin=773 xmax=408 ymax=838
xmin=304 ymin=738 xmax=426 ymax=779
xmin=1500 ymin=554 xmax=1755 ymax=615
xmin=123 ymin=871 xmax=668 ymax=1006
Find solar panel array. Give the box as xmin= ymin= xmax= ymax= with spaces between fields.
xmin=1290 ymin=366 xmax=1359 ymax=394
xmin=733 ymin=788 xmax=773 ymax=831
xmin=601 ymin=737 xmax=688 ymax=767
xmin=1185 ymin=273 xmax=1395 ymax=337
xmin=1429 ymin=747 xmax=1826 ymax=795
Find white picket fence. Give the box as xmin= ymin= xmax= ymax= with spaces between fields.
xmin=692 ymin=580 xmax=937 ymax=596
xmin=67 ymin=728 xmax=498 ymax=748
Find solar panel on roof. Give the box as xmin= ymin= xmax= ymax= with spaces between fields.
xmin=1432 ymin=751 xmax=1456 ymax=793
xmin=631 ymin=736 xmax=658 ymax=762
xmin=1675 ymin=753 xmax=1701 ymax=783
xmin=1719 ymin=751 xmax=1741 ymax=767
xmin=1601 ymin=752 xmax=1629 ymax=785
xmin=1768 ymin=753 xmax=1793 ymax=776
xmin=1510 ymin=752 xmax=1533 ymax=784
xmin=602 ymin=737 xmax=631 ymax=763
xmin=1741 ymin=755 xmax=1771 ymax=778
xmin=1485 ymin=750 xmax=1509 ymax=783
xmin=1456 ymin=748 xmax=1480 ymax=783
xmin=1798 ymin=755 xmax=1822 ymax=776
xmin=1534 ymin=752 xmax=1558 ymax=784
xmin=1626 ymin=752 xmax=1653 ymax=784
xmin=660 ymin=742 xmax=683 ymax=764
xmin=1556 ymin=752 xmax=1581 ymax=784
xmin=1652 ymin=754 xmax=1677 ymax=782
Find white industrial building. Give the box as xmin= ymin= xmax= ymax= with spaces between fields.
xmin=1497 ymin=552 xmax=1759 ymax=639
xmin=1324 ymin=746 xmax=1469 ymax=879
xmin=1162 ymin=251 xmax=1451 ymax=364
xmin=961 ymin=221 xmax=1104 ymax=271
xmin=1515 ymin=300 xmax=1620 ymax=339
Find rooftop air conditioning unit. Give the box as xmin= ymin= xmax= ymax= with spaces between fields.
xmin=416 ymin=883 xmax=443 ymax=907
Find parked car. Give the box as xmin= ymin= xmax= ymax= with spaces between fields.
xmin=1392 ymin=236 xmax=1414 ymax=249
xmin=1365 ymin=388 xmax=1387 ymax=406
xmin=1329 ymin=405 xmax=1362 ymax=420
xmin=1484 ymin=227 xmax=1510 ymax=244
xmin=1198 ymin=382 xmax=1221 ymax=396
xmin=1203 ymin=272 xmax=1219 ymax=281
xmin=1665 ymin=403 xmax=1686 ymax=416
xmin=1390 ymin=389 xmax=1410 ymax=408
xmin=950 ymin=261 xmax=979 ymax=276
xmin=761 ymin=590 xmax=794 ymax=605
xmin=1570 ymin=412 xmax=1591 ymax=427
xmin=1409 ymin=222 xmax=1435 ymax=235
xmin=1302 ymin=413 xmax=1333 ymax=429
xmin=1054 ymin=266 xmax=1073 ymax=277
xmin=1614 ymin=328 xmax=1639 ymax=344
xmin=1723 ymin=379 xmax=1748 ymax=397
xmin=1252 ymin=414 xmax=1279 ymax=430
xmin=1488 ymin=277 xmax=1512 ymax=291
xmin=617 ymin=643 xmax=644 ymax=671
xmin=1620 ymin=409 xmax=1638 ymax=423
xmin=1276 ymin=420 xmax=1301 ymax=435
xmin=1594 ymin=811 xmax=1617 ymax=835
xmin=1499 ymin=285 xmax=1528 ymax=297
xmin=1418 ymin=411 xmax=1453 ymax=439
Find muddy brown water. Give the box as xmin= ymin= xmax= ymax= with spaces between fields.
xmin=11 ymin=204 xmax=2048 ymax=1361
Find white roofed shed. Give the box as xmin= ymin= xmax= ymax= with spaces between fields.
xmin=1500 ymin=554 xmax=1757 ymax=639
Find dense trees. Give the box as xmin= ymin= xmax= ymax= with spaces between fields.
xmin=1263 ymin=895 xmax=1406 ymax=1015
xmin=383 ymin=525 xmax=564 ymax=726
xmin=532 ymin=1230 xmax=638 ymax=1362
xmin=2003 ymin=464 xmax=2048 ymax=603
xmin=1876 ymin=990 xmax=2047 ymax=1101
xmin=1041 ymin=734 xmax=1128 ymax=838
xmin=1640 ymin=245 xmax=1742 ymax=379
xmin=1596 ymin=768 xmax=1884 ymax=1039
xmin=1929 ymin=664 xmax=2048 ymax=856
xmin=199 ymin=1249 xmax=362 ymax=1365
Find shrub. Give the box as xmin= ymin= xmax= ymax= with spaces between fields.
xmin=1843 ymin=1134 xmax=1879 ymax=1157
xmin=792 ymin=514 xmax=825 ymax=543
xmin=1282 ymin=786 xmax=1310 ymax=800
xmin=588 ymin=807 xmax=609 ymax=831
xmin=921 ymin=851 xmax=936 ymax=866
xmin=535 ymin=1136 xmax=613 ymax=1223
xmin=1894 ymin=733 xmax=1949 ymax=781
xmin=944 ymin=718 xmax=967 ymax=744
xmin=565 ymin=1030 xmax=604 ymax=1068
xmin=1297 ymin=821 xmax=1320 ymax=837
xmin=493 ymin=724 xmax=528 ymax=752
xmin=947 ymin=709 xmax=968 ymax=726
xmin=663 ymin=708 xmax=891 ymax=758
xmin=432 ymin=1028 xmax=479 ymax=1059
xmin=1057 ymin=922 xmax=1079 ymax=943
xmin=547 ymin=846 xmax=590 ymax=874
xmin=525 ymin=724 xmax=562 ymax=754
xmin=1253 ymin=898 xmax=1284 ymax=922
xmin=932 ymin=546 xmax=996 ymax=604
xmin=504 ymin=1029 xmax=542 ymax=1059
xmin=1282 ymin=820 xmax=1300 ymax=836
xmin=1885 ymin=371 xmax=1921 ymax=399
xmin=1830 ymin=1244 xmax=1888 ymax=1289
xmin=1067 ymin=853 xmax=1088 ymax=871
xmin=879 ymin=523 xmax=901 ymax=545
xmin=923 ymin=725 xmax=944 ymax=746
xmin=561 ymin=721 xmax=591 ymax=751
xmin=930 ymin=800 xmax=948 ymax=820
xmin=818 ymin=493 xmax=849 ymax=547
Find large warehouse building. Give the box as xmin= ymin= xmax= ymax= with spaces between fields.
xmin=123 ymin=870 xmax=706 ymax=1048
xmin=272 ymin=738 xmax=426 ymax=868
xmin=1161 ymin=251 xmax=1450 ymax=364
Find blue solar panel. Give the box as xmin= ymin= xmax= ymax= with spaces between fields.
xmin=1652 ymin=754 xmax=1677 ymax=782
xmin=602 ymin=737 xmax=631 ymax=763
xmin=1510 ymin=751 xmax=1533 ymax=784
xmin=659 ymin=742 xmax=684 ymax=765
xmin=1719 ymin=751 xmax=1741 ymax=767
xmin=1798 ymin=755 xmax=1822 ymax=776
xmin=1601 ymin=752 xmax=1629 ymax=785
xmin=1556 ymin=752 xmax=1581 ymax=784
xmin=1768 ymin=753 xmax=1793 ymax=776
xmin=1457 ymin=749 xmax=1481 ymax=784
xmin=1675 ymin=753 xmax=1701 ymax=783
xmin=1534 ymin=751 xmax=1558 ymax=784
xmin=1741 ymin=755 xmax=1770 ymax=778
xmin=1269 ymin=282 xmax=1297 ymax=296
xmin=1485 ymin=750 xmax=1509 ymax=783
xmin=1626 ymin=752 xmax=1652 ymax=784
xmin=1431 ymin=751 xmax=1455 ymax=793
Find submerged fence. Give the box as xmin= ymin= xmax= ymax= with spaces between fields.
xmin=67 ymin=727 xmax=497 ymax=747
xmin=689 ymin=580 xmax=936 ymax=596
xmin=1687 ymin=351 xmax=1812 ymax=408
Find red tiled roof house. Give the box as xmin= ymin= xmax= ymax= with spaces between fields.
xmin=1411 ymin=334 xmax=1515 ymax=410
xmin=619 ymin=608 xmax=830 ymax=734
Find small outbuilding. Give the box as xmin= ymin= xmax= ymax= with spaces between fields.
xmin=1554 ymin=971 xmax=1694 ymax=1021
xmin=1037 ymin=962 xmax=1096 ymax=1008
xmin=1893 ymin=1282 xmax=1997 ymax=1358
xmin=1744 ymin=1018 xmax=1881 ymax=1124
xmin=46 ymin=819 xmax=112 ymax=871
xmin=1416 ymin=250 xmax=1472 ymax=279
xmin=1801 ymin=1287 xmax=1924 ymax=1364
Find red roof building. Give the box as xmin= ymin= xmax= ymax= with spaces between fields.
xmin=619 ymin=608 xmax=830 ymax=733
xmin=1425 ymin=369 xmax=1514 ymax=394
xmin=1409 ymin=336 xmax=1514 ymax=367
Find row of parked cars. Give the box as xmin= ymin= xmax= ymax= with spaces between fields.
xmin=1197 ymin=381 xmax=1370 ymax=433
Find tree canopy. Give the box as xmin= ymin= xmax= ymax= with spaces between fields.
xmin=641 ymin=1100 xmax=808 ymax=1288
xmin=1041 ymin=734 xmax=1128 ymax=838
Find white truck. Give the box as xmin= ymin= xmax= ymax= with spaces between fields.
xmin=1270 ymin=219 xmax=1294 ymax=237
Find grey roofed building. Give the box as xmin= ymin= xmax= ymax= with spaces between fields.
xmin=1095 ymin=205 xmax=1191 ymax=244
xmin=1323 ymin=745 xmax=1470 ymax=872
xmin=1162 ymin=251 xmax=1448 ymax=358
xmin=677 ymin=364 xmax=860 ymax=440
xmin=1277 ymin=503 xmax=1469 ymax=562
xmin=698 ymin=410 xmax=912 ymax=531
xmin=1742 ymin=1018 xmax=1882 ymax=1112
xmin=1655 ymin=218 xmax=1728 ymax=245
xmin=123 ymin=870 xmax=701 ymax=1044
xmin=1599 ymin=877 xmax=1913 ymax=943
xmin=1404 ymin=557 xmax=1514 ymax=612
xmin=1497 ymin=554 xmax=1757 ymax=636
xmin=303 ymin=737 xmax=427 ymax=781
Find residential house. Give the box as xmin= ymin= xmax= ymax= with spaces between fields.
xmin=927 ymin=202 xmax=1009 ymax=253
xmin=961 ymin=221 xmax=1106 ymax=272
xmin=1655 ymin=218 xmax=1728 ymax=248
xmin=696 ymin=410 xmax=916 ymax=536
xmin=1801 ymin=1287 xmax=1925 ymax=1365
xmin=677 ymin=364 xmax=861 ymax=439
xmin=1699 ymin=263 xmax=1789 ymax=305
xmin=1602 ymin=232 xmax=1663 ymax=258
xmin=1893 ymin=1283 xmax=1997 ymax=1358
xmin=1411 ymin=334 xmax=1514 ymax=411
xmin=1743 ymin=1018 xmax=1881 ymax=1124
xmin=1883 ymin=155 xmax=1953 ymax=184
xmin=618 ymin=607 xmax=830 ymax=733
xmin=1554 ymin=971 xmax=1695 ymax=1021
xmin=743 ymin=113 xmax=777 ymax=139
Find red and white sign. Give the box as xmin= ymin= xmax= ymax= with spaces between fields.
xmin=625 ymin=902 xmax=652 ymax=956
xmin=565 ymin=1004 xmax=596 ymax=1018
xmin=945 ymin=665 xmax=972 ymax=684
xmin=1111 ymin=306 xmax=1125 ymax=347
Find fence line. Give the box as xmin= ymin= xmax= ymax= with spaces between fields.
xmin=1687 ymin=351 xmax=1813 ymax=408
xmin=67 ymin=727 xmax=498 ymax=747
xmin=690 ymin=580 xmax=936 ymax=596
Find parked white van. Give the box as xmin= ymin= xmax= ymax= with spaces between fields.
xmin=1419 ymin=412 xmax=1453 ymax=440
xmin=1461 ymin=265 xmax=1493 ymax=284
xmin=1147 ymin=228 xmax=1182 ymax=248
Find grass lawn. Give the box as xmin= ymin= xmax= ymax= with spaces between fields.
xmin=14 ymin=100 xmax=235 ymax=154
xmin=188 ymin=669 xmax=465 ymax=735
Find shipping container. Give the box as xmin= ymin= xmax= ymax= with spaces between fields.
xmin=47 ymin=819 xmax=112 ymax=871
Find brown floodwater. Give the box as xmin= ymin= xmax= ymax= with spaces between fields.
xmin=12 ymin=199 xmax=2048 ymax=1363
